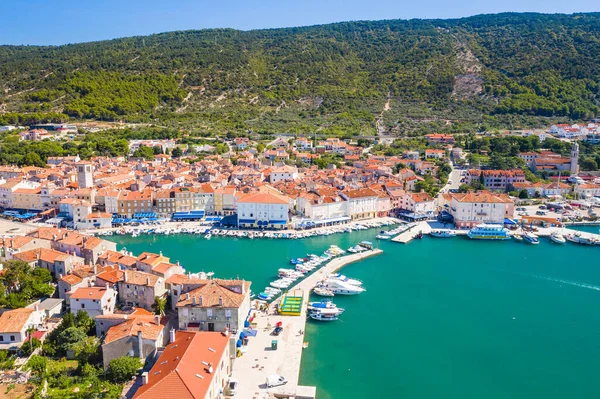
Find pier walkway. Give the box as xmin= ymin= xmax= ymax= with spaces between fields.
xmin=229 ymin=249 xmax=382 ymax=399
xmin=392 ymin=221 xmax=432 ymax=243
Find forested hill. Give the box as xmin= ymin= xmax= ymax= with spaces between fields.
xmin=1 ymin=12 xmax=600 ymax=135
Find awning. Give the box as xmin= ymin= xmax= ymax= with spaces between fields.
xmin=504 ymin=218 xmax=517 ymax=225
xmin=269 ymin=220 xmax=288 ymax=225
xmin=238 ymin=219 xmax=255 ymax=224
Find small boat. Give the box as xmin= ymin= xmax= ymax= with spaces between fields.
xmin=204 ymin=233 xmax=212 ymax=240
xmin=264 ymin=287 xmax=281 ymax=294
xmin=309 ymin=312 xmax=339 ymax=321
xmin=550 ymin=232 xmax=566 ymax=244
xmin=413 ymin=231 xmax=423 ymax=239
xmin=313 ymin=287 xmax=335 ymax=297
xmin=523 ymin=232 xmax=540 ymax=245
xmin=311 ymin=307 xmax=345 ymax=316
xmin=512 ymin=234 xmax=524 ymax=242
xmin=376 ymin=234 xmax=391 ymax=240
xmin=308 ymin=300 xmax=337 ymax=310
xmin=430 ymin=229 xmax=457 ymax=238
xmin=258 ymin=292 xmax=273 ymax=300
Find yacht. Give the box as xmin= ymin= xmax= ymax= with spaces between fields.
xmin=318 ymin=279 xmax=365 ymax=295
xmin=467 ymin=224 xmax=511 ymax=240
xmin=328 ymin=273 xmax=362 ymax=286
xmin=430 ymin=229 xmax=457 ymax=238
xmin=565 ymin=233 xmax=597 ymax=245
xmin=313 ymin=287 xmax=335 ymax=297
xmin=550 ymin=232 xmax=566 ymax=244
xmin=523 ymin=232 xmax=540 ymax=245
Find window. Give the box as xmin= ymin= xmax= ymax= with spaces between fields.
xmin=10 ymin=335 xmax=15 ymax=341
xmin=81 ymin=304 xmax=85 ymax=309
xmin=0 ymin=336 xmax=3 ymax=342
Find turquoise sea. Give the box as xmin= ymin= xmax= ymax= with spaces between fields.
xmin=108 ymin=225 xmax=600 ymax=399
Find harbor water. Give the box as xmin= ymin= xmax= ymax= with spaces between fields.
xmin=108 ymin=228 xmax=600 ymax=399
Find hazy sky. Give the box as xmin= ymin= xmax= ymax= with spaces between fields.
xmin=0 ymin=0 xmax=598 ymax=45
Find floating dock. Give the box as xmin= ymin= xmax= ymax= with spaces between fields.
xmin=392 ymin=221 xmax=432 ymax=243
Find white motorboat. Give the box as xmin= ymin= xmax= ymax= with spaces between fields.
xmin=523 ymin=232 xmax=540 ymax=245
xmin=430 ymin=229 xmax=457 ymax=238
xmin=318 ymin=279 xmax=365 ymax=295
xmin=328 ymin=273 xmax=362 ymax=286
xmin=204 ymin=233 xmax=212 ymax=240
xmin=308 ymin=300 xmax=338 ymax=310
xmin=311 ymin=307 xmax=345 ymax=316
xmin=565 ymin=233 xmax=597 ymax=245
xmin=550 ymin=232 xmax=566 ymax=244
xmin=512 ymin=234 xmax=523 ymax=242
xmin=264 ymin=287 xmax=281 ymax=294
xmin=313 ymin=287 xmax=335 ymax=297
xmin=376 ymin=234 xmax=392 ymax=240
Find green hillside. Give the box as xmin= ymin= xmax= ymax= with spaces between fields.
xmin=1 ymin=12 xmax=599 ymax=135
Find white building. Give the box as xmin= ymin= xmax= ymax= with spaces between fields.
xmin=450 ymin=191 xmax=515 ymax=228
xmin=296 ymin=193 xmax=348 ymax=221
xmin=0 ymin=308 xmax=45 ymax=349
xmin=340 ymin=189 xmax=378 ymax=220
xmin=69 ymin=286 xmax=117 ymax=318
xmin=574 ymin=184 xmax=600 ymax=198
xmin=399 ymin=192 xmax=435 ymax=216
xmin=237 ymin=192 xmax=289 ymax=229
xmin=269 ymin=165 xmax=298 ymax=183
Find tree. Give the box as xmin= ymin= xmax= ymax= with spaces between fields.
xmin=153 ymin=296 xmax=167 ymax=316
xmin=172 ymin=146 xmax=183 ymax=158
xmin=106 ymin=356 xmax=142 ymax=383
xmin=256 ymin=143 xmax=265 ymax=153
xmin=73 ymin=336 xmax=100 ymax=366
xmin=25 ymin=355 xmax=47 ymax=376
xmin=75 ymin=311 xmax=96 ymax=335
xmin=57 ymin=327 xmax=87 ymax=355
xmin=458 ymin=184 xmax=470 ymax=193
xmin=580 ymin=157 xmax=598 ymax=171
xmin=23 ymin=152 xmax=44 ymax=167
xmin=132 ymin=145 xmax=155 ymax=160
xmin=518 ymin=189 xmax=530 ymax=199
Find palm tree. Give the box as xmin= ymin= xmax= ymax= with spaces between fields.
xmin=153 ymin=296 xmax=167 ymax=316
xmin=26 ymin=326 xmax=36 ymax=354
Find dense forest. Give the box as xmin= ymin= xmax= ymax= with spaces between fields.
xmin=1 ymin=13 xmax=600 ymax=135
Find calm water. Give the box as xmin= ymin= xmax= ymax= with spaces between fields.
xmin=108 ymin=228 xmax=600 ymax=399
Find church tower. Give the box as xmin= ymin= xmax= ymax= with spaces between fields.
xmin=570 ymin=142 xmax=580 ymax=175
xmin=76 ymin=162 xmax=94 ymax=188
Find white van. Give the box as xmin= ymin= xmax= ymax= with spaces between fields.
xmin=266 ymin=374 xmax=288 ymax=388
xmin=228 ymin=379 xmax=238 ymax=395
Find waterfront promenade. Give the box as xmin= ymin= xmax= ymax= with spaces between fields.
xmin=229 ymin=249 xmax=382 ymax=399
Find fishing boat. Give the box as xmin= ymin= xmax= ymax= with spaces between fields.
xmin=313 ymin=287 xmax=335 ymax=297
xmin=311 ymin=307 xmax=345 ymax=316
xmin=430 ymin=229 xmax=457 ymax=238
xmin=467 ymin=224 xmax=511 ymax=240
xmin=309 ymin=312 xmax=339 ymax=321
xmin=523 ymin=232 xmax=540 ymax=245
xmin=550 ymin=232 xmax=566 ymax=244
xmin=308 ymin=299 xmax=338 ymax=310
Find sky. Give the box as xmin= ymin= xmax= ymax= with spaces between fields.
xmin=0 ymin=0 xmax=598 ymax=46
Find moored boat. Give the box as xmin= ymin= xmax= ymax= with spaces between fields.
xmin=523 ymin=232 xmax=540 ymax=245
xmin=550 ymin=232 xmax=566 ymax=244
xmin=313 ymin=287 xmax=335 ymax=297
xmin=430 ymin=229 xmax=457 ymax=238
xmin=309 ymin=312 xmax=339 ymax=321
xmin=308 ymin=299 xmax=337 ymax=310
xmin=467 ymin=224 xmax=511 ymax=240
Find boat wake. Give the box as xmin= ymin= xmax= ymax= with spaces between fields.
xmin=530 ymin=274 xmax=600 ymax=292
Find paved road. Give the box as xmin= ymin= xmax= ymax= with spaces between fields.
xmin=439 ymin=164 xmax=464 ymax=194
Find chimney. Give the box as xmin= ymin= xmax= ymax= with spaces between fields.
xmin=186 ymin=293 xmax=190 ymax=301
xmin=105 ymin=282 xmax=109 ymax=289
xmin=137 ymin=330 xmax=144 ymax=358
xmin=218 ymin=296 xmax=222 ymax=307
xmin=146 ymin=277 xmax=150 ymax=286
xmin=169 ymin=328 xmax=176 ymax=343
xmin=93 ymin=264 xmax=97 ymax=275
xmin=192 ymin=296 xmax=196 ymax=306
xmin=124 ymin=272 xmax=128 ymax=282
xmin=155 ymin=315 xmax=161 ymax=325
xmin=34 ymin=303 xmax=39 ymax=311
xmin=199 ymin=296 xmax=203 ymax=306
xmin=141 ymin=372 xmax=149 ymax=385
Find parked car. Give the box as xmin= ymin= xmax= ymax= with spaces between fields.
xmin=266 ymin=374 xmax=288 ymax=388
xmin=273 ymin=325 xmax=283 ymax=336
xmin=228 ymin=379 xmax=239 ymax=395
xmin=536 ymin=211 xmax=547 ymax=215
xmin=539 ymin=205 xmax=547 ymax=209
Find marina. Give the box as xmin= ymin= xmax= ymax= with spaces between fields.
xmin=107 ymin=224 xmax=600 ymax=399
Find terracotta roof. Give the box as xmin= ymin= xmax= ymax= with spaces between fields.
xmin=70 ymin=287 xmax=113 ymax=300
xmin=176 ymin=280 xmax=250 ymax=308
xmin=0 ymin=308 xmax=34 ymax=333
xmin=104 ymin=315 xmax=166 ymax=345
xmin=133 ymin=331 xmax=230 ymax=399
xmin=236 ymin=192 xmax=288 ymax=204
xmin=123 ymin=270 xmax=161 ymax=286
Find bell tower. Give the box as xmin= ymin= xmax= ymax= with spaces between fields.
xmin=570 ymin=142 xmax=579 ymax=175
